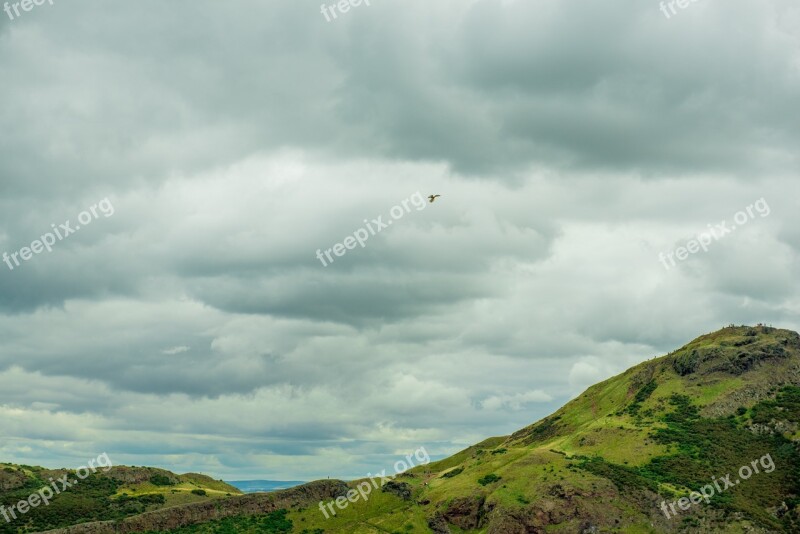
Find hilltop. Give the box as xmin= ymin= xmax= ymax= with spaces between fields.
xmin=7 ymin=325 xmax=800 ymax=533
xmin=0 ymin=465 xmax=241 ymax=533
xmin=279 ymin=325 xmax=800 ymax=533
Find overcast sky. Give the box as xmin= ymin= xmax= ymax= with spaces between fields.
xmin=1 ymin=0 xmax=799 ymax=481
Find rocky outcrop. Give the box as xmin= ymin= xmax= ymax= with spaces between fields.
xmin=36 ymin=479 xmax=349 ymax=534
xmin=0 ymin=467 xmax=29 ymax=491
xmin=426 ymin=512 xmax=451 ymax=534
xmin=105 ymin=467 xmax=179 ymax=486
xmin=443 ymin=495 xmax=487 ymax=530
xmin=748 ymin=420 xmax=800 ymax=436
xmin=484 ymin=484 xmax=622 ymax=534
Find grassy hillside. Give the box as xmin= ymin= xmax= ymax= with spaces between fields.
xmin=14 ymin=325 xmax=800 ymax=533
xmin=277 ymin=325 xmax=800 ymax=533
xmin=0 ymin=465 xmax=240 ymax=533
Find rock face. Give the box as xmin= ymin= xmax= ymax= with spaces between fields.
xmin=484 ymin=484 xmax=624 ymax=534
xmin=105 ymin=467 xmax=180 ymax=486
xmin=443 ymin=495 xmax=487 ymax=530
xmin=36 ymin=480 xmax=349 ymax=534
xmin=0 ymin=467 xmax=28 ymax=491
xmin=0 ymin=467 xmax=68 ymax=491
xmin=426 ymin=512 xmax=451 ymax=534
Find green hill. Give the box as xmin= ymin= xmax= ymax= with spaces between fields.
xmin=266 ymin=325 xmax=800 ymax=533
xmin=9 ymin=325 xmax=800 ymax=533
xmin=0 ymin=465 xmax=240 ymax=533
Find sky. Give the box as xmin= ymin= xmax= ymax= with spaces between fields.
xmin=1 ymin=0 xmax=799 ymax=481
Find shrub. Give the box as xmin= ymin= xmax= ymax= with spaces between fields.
xmin=191 ymin=489 xmax=207 ymax=496
xmin=626 ymin=380 xmax=658 ymax=416
xmin=149 ymin=474 xmax=174 ymax=486
xmin=441 ymin=467 xmax=463 ymax=478
xmin=673 ymin=351 xmax=699 ymax=376
xmin=478 ymin=473 xmax=501 ymax=486
xmin=137 ymin=493 xmax=166 ymax=505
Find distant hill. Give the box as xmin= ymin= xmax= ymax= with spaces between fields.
xmin=0 ymin=465 xmax=240 ymax=533
xmin=12 ymin=325 xmax=800 ymax=533
xmin=226 ymin=481 xmax=306 ymax=493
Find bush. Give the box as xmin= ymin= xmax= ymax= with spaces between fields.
xmin=626 ymin=380 xmax=658 ymax=416
xmin=673 ymin=351 xmax=699 ymax=376
xmin=441 ymin=467 xmax=463 ymax=478
xmin=137 ymin=493 xmax=166 ymax=505
xmin=149 ymin=474 xmax=174 ymax=486
xmin=191 ymin=489 xmax=207 ymax=496
xmin=153 ymin=509 xmax=293 ymax=533
xmin=478 ymin=473 xmax=501 ymax=486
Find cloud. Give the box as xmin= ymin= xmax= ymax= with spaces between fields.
xmin=481 ymin=390 xmax=553 ymax=411
xmin=162 ymin=346 xmax=190 ymax=355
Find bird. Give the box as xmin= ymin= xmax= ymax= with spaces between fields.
xmin=428 ymin=194 xmax=441 ymax=203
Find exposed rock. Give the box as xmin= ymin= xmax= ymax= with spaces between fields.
xmin=106 ymin=467 xmax=179 ymax=486
xmin=748 ymin=420 xmax=799 ymax=436
xmin=443 ymin=495 xmax=486 ymax=530
xmin=485 ymin=484 xmax=626 ymax=534
xmin=426 ymin=512 xmax=451 ymax=534
xmin=0 ymin=467 xmax=28 ymax=491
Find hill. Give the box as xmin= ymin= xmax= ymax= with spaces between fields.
xmin=9 ymin=325 xmax=800 ymax=533
xmin=0 ymin=465 xmax=241 ymax=533
xmin=277 ymin=325 xmax=800 ymax=533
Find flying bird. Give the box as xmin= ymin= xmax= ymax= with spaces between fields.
xmin=428 ymin=194 xmax=441 ymax=203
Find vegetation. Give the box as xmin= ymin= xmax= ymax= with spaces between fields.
xmin=673 ymin=350 xmax=700 ymax=376
xmin=440 ymin=467 xmax=463 ymax=478
xmin=146 ymin=509 xmax=293 ymax=533
xmin=477 ymin=473 xmax=501 ymax=486
xmin=624 ymin=379 xmax=658 ymax=416
xmin=0 ymin=473 xmax=119 ymax=533
xmin=751 ymin=386 xmax=800 ymax=424
xmin=0 ymin=467 xmax=239 ymax=534
xmin=150 ymin=474 xmax=175 ymax=486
